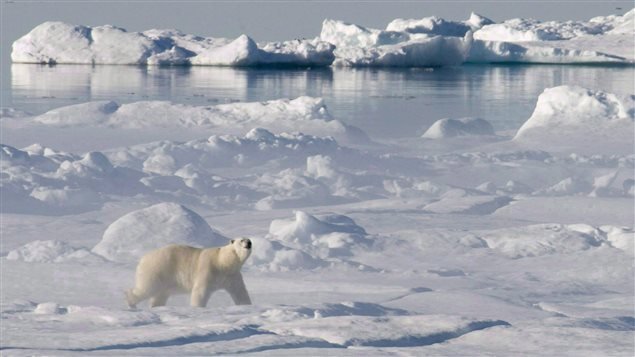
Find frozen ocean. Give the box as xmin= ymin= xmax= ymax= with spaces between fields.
xmin=1 ymin=5 xmax=634 ymax=356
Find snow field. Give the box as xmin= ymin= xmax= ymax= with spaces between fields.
xmin=1 ymin=81 xmax=633 ymax=354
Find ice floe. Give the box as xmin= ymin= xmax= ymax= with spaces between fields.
xmin=474 ymin=9 xmax=634 ymax=42
xmin=320 ymin=19 xmax=472 ymax=67
xmin=12 ymin=9 xmax=635 ymax=67
xmin=12 ymin=22 xmax=335 ymax=67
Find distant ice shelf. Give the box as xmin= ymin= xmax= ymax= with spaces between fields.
xmin=11 ymin=9 xmax=634 ymax=67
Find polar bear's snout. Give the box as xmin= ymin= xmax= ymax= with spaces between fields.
xmin=244 ymin=239 xmax=252 ymax=249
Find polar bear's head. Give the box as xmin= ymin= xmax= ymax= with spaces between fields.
xmin=230 ymin=238 xmax=252 ymax=264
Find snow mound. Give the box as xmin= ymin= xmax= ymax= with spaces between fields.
xmin=248 ymin=237 xmax=325 ymax=271
xmin=1 ymin=144 xmax=146 ymax=214
xmin=268 ymin=211 xmax=370 ymax=258
xmin=12 ymin=22 xmax=335 ymax=67
xmin=601 ymin=226 xmax=634 ymax=255
xmin=479 ymin=224 xmax=609 ymax=258
xmin=514 ymin=86 xmax=635 ymax=140
xmin=320 ymin=19 xmax=472 ymax=67
xmin=116 ymin=128 xmax=344 ymax=175
xmin=31 ymin=97 xmax=366 ymax=143
xmin=92 ymin=202 xmax=227 ymax=263
xmin=422 ymin=117 xmax=495 ymax=139
xmin=7 ymin=240 xmax=103 ymax=263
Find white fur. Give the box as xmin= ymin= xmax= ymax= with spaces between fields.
xmin=126 ymin=238 xmax=252 ymax=308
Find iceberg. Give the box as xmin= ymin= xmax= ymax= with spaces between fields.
xmin=319 ymin=9 xmax=634 ymax=66
xmin=468 ymin=9 xmax=634 ymax=63
xmin=474 ymin=9 xmax=633 ymax=42
xmin=12 ymin=9 xmax=635 ymax=67
xmin=386 ymin=12 xmax=494 ymax=36
xmin=320 ymin=19 xmax=472 ymax=67
xmin=11 ymin=22 xmax=335 ymax=67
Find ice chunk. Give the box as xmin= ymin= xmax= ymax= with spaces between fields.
xmin=320 ymin=19 xmax=472 ymax=67
xmin=474 ymin=10 xmax=632 ymax=42
xmin=386 ymin=12 xmax=492 ymax=36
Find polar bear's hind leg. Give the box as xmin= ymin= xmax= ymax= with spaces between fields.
xmin=150 ymin=293 xmax=170 ymax=307
xmin=125 ymin=288 xmax=149 ymax=308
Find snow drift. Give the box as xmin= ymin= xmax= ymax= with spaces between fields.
xmin=7 ymin=240 xmax=103 ymax=263
xmin=29 ymin=97 xmax=368 ymax=144
xmin=12 ymin=22 xmax=335 ymax=67
xmin=514 ymin=86 xmax=635 ymax=142
xmin=92 ymin=203 xmax=227 ymax=263
xmin=422 ymin=117 xmax=495 ymax=139
xmin=268 ymin=211 xmax=370 ymax=259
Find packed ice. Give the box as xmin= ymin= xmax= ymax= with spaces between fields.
xmin=2 ymin=6 xmax=635 ymax=355
xmin=12 ymin=9 xmax=634 ymax=67
xmin=12 ymin=22 xmax=335 ymax=66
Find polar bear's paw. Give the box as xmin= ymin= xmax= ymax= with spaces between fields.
xmin=125 ymin=289 xmax=139 ymax=309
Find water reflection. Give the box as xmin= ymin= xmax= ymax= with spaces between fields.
xmin=8 ymin=64 xmax=634 ymax=137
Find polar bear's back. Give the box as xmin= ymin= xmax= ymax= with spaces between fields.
xmin=136 ymin=244 xmax=206 ymax=293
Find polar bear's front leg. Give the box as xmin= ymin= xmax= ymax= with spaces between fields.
xmin=190 ymin=280 xmax=212 ymax=307
xmin=226 ymin=272 xmax=252 ymax=305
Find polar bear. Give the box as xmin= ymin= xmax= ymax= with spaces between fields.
xmin=126 ymin=238 xmax=252 ymax=308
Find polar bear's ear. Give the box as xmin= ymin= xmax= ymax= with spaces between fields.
xmin=230 ymin=239 xmax=235 ymax=244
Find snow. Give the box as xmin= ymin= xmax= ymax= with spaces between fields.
xmin=25 ymin=97 xmax=367 ymax=144
xmin=12 ymin=22 xmax=335 ymax=67
xmin=268 ymin=211 xmax=370 ymax=258
xmin=7 ymin=240 xmax=103 ymax=263
xmin=92 ymin=202 xmax=228 ymax=263
xmin=514 ymin=86 xmax=635 ymax=147
xmin=2 ymin=8 xmax=635 ymax=355
xmin=13 ymin=9 xmax=635 ymax=67
xmin=474 ymin=9 xmax=633 ymax=42
xmin=422 ymin=117 xmax=495 ymax=139
xmin=386 ymin=12 xmax=494 ymax=36
xmin=320 ymin=19 xmax=472 ymax=67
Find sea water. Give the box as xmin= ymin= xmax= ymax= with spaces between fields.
xmin=3 ymin=63 xmax=634 ymax=139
